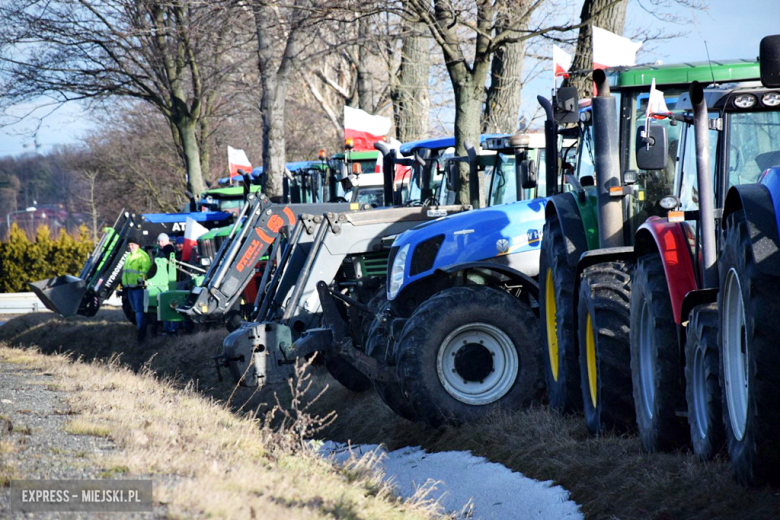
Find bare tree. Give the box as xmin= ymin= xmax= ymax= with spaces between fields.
xmin=565 ymin=0 xmax=628 ymax=98
xmin=77 ymin=169 xmax=101 ymax=241
xmin=392 ymin=22 xmax=432 ymax=142
xmin=399 ymin=0 xmax=582 ymax=204
xmin=0 ymin=0 xmax=246 ymax=197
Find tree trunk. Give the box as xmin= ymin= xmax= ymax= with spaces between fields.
xmin=261 ymin=80 xmax=287 ymax=200
xmin=176 ymin=118 xmax=206 ymax=197
xmin=483 ymin=1 xmax=529 ymax=134
xmin=357 ymin=14 xmax=373 ymax=112
xmin=566 ymin=0 xmax=628 ymax=99
xmin=483 ymin=39 xmax=525 ymax=133
xmin=453 ymin=82 xmax=483 ymax=206
xmin=393 ymin=22 xmax=430 ymax=142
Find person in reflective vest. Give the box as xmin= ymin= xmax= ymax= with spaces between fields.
xmin=122 ymin=231 xmax=152 ymax=342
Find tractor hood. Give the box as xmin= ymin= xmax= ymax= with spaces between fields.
xmin=388 ymin=198 xmax=548 ymax=300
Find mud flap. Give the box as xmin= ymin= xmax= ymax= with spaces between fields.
xmin=28 ymin=275 xmax=87 ymax=317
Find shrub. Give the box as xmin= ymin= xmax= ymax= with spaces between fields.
xmin=0 ymin=224 xmax=93 ymax=292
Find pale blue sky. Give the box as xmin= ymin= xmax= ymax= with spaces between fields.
xmin=1 ymin=0 xmax=778 ymax=157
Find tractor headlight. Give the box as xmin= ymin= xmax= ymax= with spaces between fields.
xmin=734 ymin=94 xmax=757 ymax=109
xmin=762 ymin=92 xmax=780 ymax=107
xmin=387 ymin=243 xmax=410 ymax=301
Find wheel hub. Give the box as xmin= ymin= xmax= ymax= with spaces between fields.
xmin=437 ymin=323 xmax=519 ymax=406
xmin=453 ymin=343 xmax=494 ymax=382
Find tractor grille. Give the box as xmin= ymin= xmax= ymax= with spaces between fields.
xmin=357 ymin=251 xmax=390 ymax=279
xmin=409 ymin=235 xmax=444 ymax=276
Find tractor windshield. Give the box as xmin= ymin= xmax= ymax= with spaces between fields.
xmin=726 ymin=110 xmax=780 ymax=186
xmin=624 ymin=88 xmax=685 ymax=233
xmin=407 ymin=150 xmax=448 ymax=205
xmin=489 ymin=152 xmax=517 ymax=206
xmin=674 ymin=119 xmax=719 ymax=211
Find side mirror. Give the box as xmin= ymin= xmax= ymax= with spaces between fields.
xmin=518 ymin=159 xmax=538 ymax=190
xmin=446 ymin=161 xmax=461 ymax=193
xmin=636 ymin=125 xmax=668 ymax=171
xmin=760 ymin=34 xmax=780 ymax=87
xmin=340 ymin=176 xmax=354 ymax=192
xmin=554 ymin=87 xmax=579 ymax=124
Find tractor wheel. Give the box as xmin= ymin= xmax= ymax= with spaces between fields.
xmin=719 ymin=210 xmax=780 ymax=486
xmin=365 ymin=307 xmax=418 ymax=421
xmin=685 ymin=303 xmax=724 ymax=461
xmin=396 ymin=285 xmax=542 ymax=427
xmin=577 ymin=262 xmax=635 ymax=435
xmin=629 ymin=253 xmax=689 ymax=452
xmin=121 ymin=292 xmax=136 ymax=325
xmin=539 ymin=214 xmax=581 ymax=413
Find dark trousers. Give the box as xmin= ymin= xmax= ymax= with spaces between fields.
xmin=126 ymin=288 xmax=148 ymax=341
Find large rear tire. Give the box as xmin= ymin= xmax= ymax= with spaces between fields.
xmin=577 ymin=262 xmax=635 ymax=435
xmin=365 ymin=306 xmax=418 ymax=421
xmin=629 ymin=253 xmax=689 ymax=452
xmin=539 ymin=214 xmax=581 ymax=413
xmin=685 ymin=303 xmax=724 ymax=461
xmin=396 ymin=285 xmax=542 ymax=427
xmin=719 ymin=210 xmax=780 ymax=486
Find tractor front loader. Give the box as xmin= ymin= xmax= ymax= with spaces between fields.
xmin=217 ymin=203 xmax=471 ymax=392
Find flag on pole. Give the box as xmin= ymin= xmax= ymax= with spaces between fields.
xmin=592 ymin=26 xmax=642 ymax=70
xmin=553 ymin=45 xmax=573 ymax=78
xmin=344 ymin=106 xmax=392 ymax=152
xmin=645 ymin=79 xmax=671 ymax=120
xmin=182 ymin=217 xmax=208 ymax=262
xmin=227 ymin=146 xmax=252 ymax=178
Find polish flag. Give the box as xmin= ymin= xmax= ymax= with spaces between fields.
xmin=227 ymin=146 xmax=252 ymax=178
xmin=344 ymin=106 xmax=392 ymax=152
xmin=592 ymin=26 xmax=642 ymax=70
xmin=554 ymin=45 xmax=573 ymax=78
xmin=646 ymin=79 xmax=671 ymax=120
xmin=182 ymin=217 xmax=208 ymax=263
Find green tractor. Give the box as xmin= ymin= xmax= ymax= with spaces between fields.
xmin=540 ymin=59 xmax=765 ymax=435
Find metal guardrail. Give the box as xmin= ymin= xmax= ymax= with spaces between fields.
xmin=0 ymin=292 xmax=122 ymax=314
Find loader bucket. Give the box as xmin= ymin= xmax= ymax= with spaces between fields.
xmin=28 ymin=275 xmax=87 ymax=317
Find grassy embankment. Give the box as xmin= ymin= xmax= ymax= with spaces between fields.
xmin=3 ymin=310 xmax=780 ymax=519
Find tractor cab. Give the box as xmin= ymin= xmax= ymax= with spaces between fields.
xmin=198 ymin=185 xmax=263 ymax=215
xmin=327 ymin=149 xmax=385 ymax=206
xmin=283 ymin=161 xmax=328 ymax=204
xmin=483 ymin=133 xmax=552 ymax=206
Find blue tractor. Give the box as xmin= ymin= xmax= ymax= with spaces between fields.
xmin=365 ymin=122 xmax=572 ymax=426
xmin=717 ymin=34 xmax=780 ymax=486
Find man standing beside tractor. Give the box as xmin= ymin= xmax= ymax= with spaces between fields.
xmin=122 ymin=232 xmax=152 ymax=343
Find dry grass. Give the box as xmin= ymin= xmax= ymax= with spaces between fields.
xmin=4 ymin=311 xmax=780 ymax=519
xmin=64 ymin=419 xmax=112 ymax=437
xmin=0 ymin=338 xmax=442 ymax=519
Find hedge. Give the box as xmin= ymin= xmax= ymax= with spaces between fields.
xmin=0 ymin=224 xmax=94 ymax=293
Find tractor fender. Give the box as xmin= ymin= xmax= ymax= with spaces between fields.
xmin=436 ymin=261 xmax=539 ymax=301
xmin=722 ymin=180 xmax=780 ymax=277
xmin=634 ymin=217 xmax=697 ymax=324
xmin=680 ymin=288 xmax=718 ymax=328
xmin=545 ymin=192 xmax=590 ymax=268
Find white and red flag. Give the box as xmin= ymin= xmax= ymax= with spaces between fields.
xmin=182 ymin=217 xmax=208 ymax=263
xmin=646 ymin=78 xmax=671 ymax=120
xmin=592 ymin=26 xmax=642 ymax=70
xmin=553 ymin=45 xmax=573 ymax=78
xmin=227 ymin=146 xmax=252 ymax=178
xmin=344 ymin=106 xmax=392 ymax=152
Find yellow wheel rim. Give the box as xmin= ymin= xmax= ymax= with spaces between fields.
xmin=586 ymin=312 xmax=598 ymax=408
xmin=544 ymin=269 xmax=559 ymax=382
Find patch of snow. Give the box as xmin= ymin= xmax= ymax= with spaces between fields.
xmin=319 ymin=441 xmax=582 ymax=520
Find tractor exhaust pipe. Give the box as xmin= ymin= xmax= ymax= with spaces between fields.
xmin=591 ymin=69 xmax=623 ymax=248
xmin=465 ymin=141 xmax=479 ymax=208
xmin=537 ymin=95 xmax=559 ymax=196
xmin=374 ymin=141 xmax=395 ymax=207
xmin=690 ymin=81 xmax=718 ymax=288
